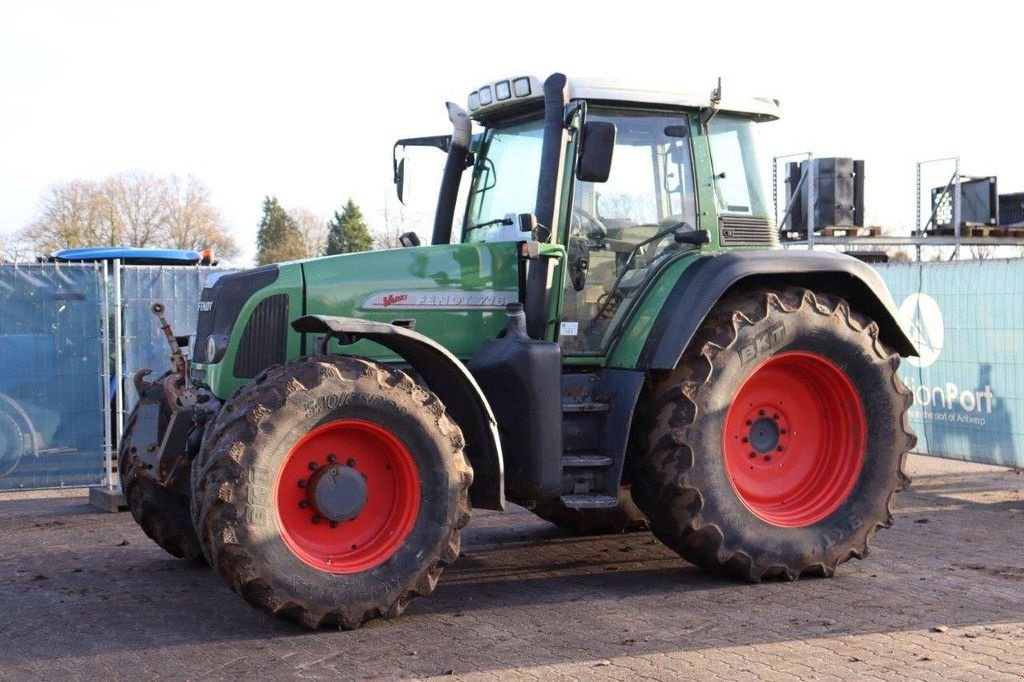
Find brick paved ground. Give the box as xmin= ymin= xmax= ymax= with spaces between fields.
xmin=0 ymin=454 xmax=1022 ymax=680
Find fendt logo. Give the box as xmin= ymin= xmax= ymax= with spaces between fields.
xmin=897 ymin=293 xmax=944 ymax=368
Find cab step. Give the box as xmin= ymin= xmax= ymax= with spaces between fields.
xmin=561 ymin=401 xmax=610 ymax=413
xmin=561 ymin=494 xmax=619 ymax=509
xmin=562 ymin=453 xmax=614 ymax=467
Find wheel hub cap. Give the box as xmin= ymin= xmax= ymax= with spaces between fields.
xmin=748 ymin=416 xmax=780 ymax=453
xmin=309 ymin=464 xmax=367 ymax=522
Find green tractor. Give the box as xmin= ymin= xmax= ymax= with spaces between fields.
xmin=121 ymin=73 xmax=916 ymax=629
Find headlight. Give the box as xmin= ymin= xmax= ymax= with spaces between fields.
xmin=206 ymin=335 xmax=218 ymax=363
xmin=495 ymin=80 xmax=511 ymax=101
xmin=512 ymin=77 xmax=531 ymax=97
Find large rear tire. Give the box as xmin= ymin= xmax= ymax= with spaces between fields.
xmin=191 ymin=356 xmax=472 ymax=629
xmin=118 ymin=375 xmax=205 ymax=563
xmin=630 ymin=287 xmax=914 ymax=581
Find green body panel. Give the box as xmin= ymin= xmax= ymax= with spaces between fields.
xmin=303 ymin=241 xmax=522 ymax=359
xmin=605 ymin=252 xmax=703 ymax=368
xmin=688 ymin=112 xmax=723 ymax=249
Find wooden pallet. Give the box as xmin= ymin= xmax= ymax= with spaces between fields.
xmin=921 ymin=225 xmax=1020 ymax=238
xmin=818 ymin=226 xmax=882 ymax=237
xmin=781 ymin=225 xmax=881 ymax=240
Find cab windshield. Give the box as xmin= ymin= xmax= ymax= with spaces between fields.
xmin=463 ymin=117 xmax=545 ymax=240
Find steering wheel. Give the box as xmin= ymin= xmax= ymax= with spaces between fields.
xmin=571 ymin=208 xmax=609 ymax=242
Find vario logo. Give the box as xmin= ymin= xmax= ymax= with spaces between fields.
xmin=897 ymin=293 xmax=944 ymax=368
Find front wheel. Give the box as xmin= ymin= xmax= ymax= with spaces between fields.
xmin=631 ymin=287 xmax=914 ymax=581
xmin=191 ymin=356 xmax=472 ymax=629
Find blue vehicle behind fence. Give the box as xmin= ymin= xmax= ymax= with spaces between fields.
xmin=0 ymin=247 xmax=219 ymax=488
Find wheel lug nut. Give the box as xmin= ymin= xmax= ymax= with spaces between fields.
xmin=298 ymin=500 xmax=309 ymax=509
xmin=311 ymin=514 xmax=321 ymax=524
xmin=329 ymin=521 xmax=339 ymax=529
xmin=327 ymin=453 xmax=337 ymax=463
xmin=297 ymin=479 xmax=308 ymax=488
xmin=758 ymin=409 xmax=766 ymax=416
xmin=745 ymin=420 xmax=752 ymax=426
xmin=776 ymin=446 xmax=784 ymax=452
xmin=346 ymin=458 xmax=356 ymax=467
xmin=749 ymin=451 xmax=757 ymax=458
xmin=780 ymin=428 xmax=787 ymax=434
xmin=741 ymin=437 xmax=748 ymax=443
xmin=308 ymin=461 xmax=318 ymax=471
xmin=764 ymin=455 xmax=772 ymax=462
xmin=773 ymin=413 xmax=779 ymax=420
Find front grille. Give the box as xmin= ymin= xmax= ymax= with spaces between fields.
xmin=719 ymin=215 xmax=779 ymax=247
xmin=233 ymin=294 xmax=289 ymax=378
xmin=194 ymin=266 xmax=279 ymax=363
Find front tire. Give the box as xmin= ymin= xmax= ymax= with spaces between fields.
xmin=118 ymin=374 xmax=204 ymax=563
xmin=191 ymin=356 xmax=472 ymax=629
xmin=631 ymin=287 xmax=914 ymax=581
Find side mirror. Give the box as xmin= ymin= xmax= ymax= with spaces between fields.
xmin=576 ymin=121 xmax=616 ymax=183
xmin=395 ymin=158 xmax=406 ymax=204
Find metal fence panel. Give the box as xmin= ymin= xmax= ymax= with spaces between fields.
xmin=119 ymin=266 xmax=226 ymax=406
xmin=877 ymin=259 xmax=1024 ymax=468
xmin=0 ymin=263 xmax=107 ymax=489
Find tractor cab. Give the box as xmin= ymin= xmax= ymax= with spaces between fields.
xmin=395 ymin=75 xmax=781 ymax=356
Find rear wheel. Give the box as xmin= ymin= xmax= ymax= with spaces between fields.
xmin=191 ymin=355 xmax=472 ymax=629
xmin=631 ymin=287 xmax=914 ymax=580
xmin=531 ymin=487 xmax=648 ymax=534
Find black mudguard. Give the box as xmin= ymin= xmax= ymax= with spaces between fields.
xmin=291 ymin=315 xmax=505 ymax=511
xmin=636 ymin=250 xmax=917 ymax=370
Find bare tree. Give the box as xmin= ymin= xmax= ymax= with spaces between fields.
xmin=19 ymin=171 xmax=240 ymax=260
xmin=0 ymin=232 xmax=33 ymax=263
xmin=20 ymin=180 xmax=106 ymax=254
xmin=164 ymin=175 xmax=239 ymax=258
xmin=288 ymin=207 xmax=328 ymax=259
xmin=374 ymin=193 xmax=423 ymax=249
xmin=101 ymin=171 xmax=170 ymax=247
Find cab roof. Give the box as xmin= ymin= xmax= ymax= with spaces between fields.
xmin=467 ymin=74 xmax=781 ymax=123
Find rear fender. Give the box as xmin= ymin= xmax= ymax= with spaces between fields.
xmin=636 ymin=250 xmax=917 ymax=370
xmin=291 ymin=314 xmax=504 ymax=510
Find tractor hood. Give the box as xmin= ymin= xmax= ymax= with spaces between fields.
xmin=194 ymin=242 xmax=524 ymax=400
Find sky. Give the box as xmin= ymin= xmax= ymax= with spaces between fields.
xmin=1 ymin=1 xmax=1021 ymax=265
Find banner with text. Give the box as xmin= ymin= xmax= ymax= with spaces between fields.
xmin=876 ymin=259 xmax=1022 ymax=468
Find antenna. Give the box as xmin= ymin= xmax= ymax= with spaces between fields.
xmin=700 ymin=76 xmax=722 ymax=130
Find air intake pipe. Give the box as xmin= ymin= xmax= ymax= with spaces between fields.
xmin=431 ymin=102 xmax=472 ymax=245
xmin=525 ymin=73 xmax=569 ymax=339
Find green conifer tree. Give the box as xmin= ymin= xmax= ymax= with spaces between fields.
xmin=325 ymin=199 xmax=373 ymax=255
xmin=256 ymin=196 xmax=305 ymax=264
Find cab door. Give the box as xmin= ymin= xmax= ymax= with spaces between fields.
xmin=559 ymin=108 xmax=698 ymax=357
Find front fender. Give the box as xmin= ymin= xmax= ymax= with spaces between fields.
xmin=633 ymin=250 xmax=918 ymax=370
xmin=291 ymin=314 xmax=505 ymax=510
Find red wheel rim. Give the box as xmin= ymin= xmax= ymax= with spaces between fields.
xmin=722 ymin=351 xmax=866 ymax=527
xmin=274 ymin=419 xmax=420 ymax=573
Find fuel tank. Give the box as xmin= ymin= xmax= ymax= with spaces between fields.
xmin=469 ymin=303 xmax=562 ymax=506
